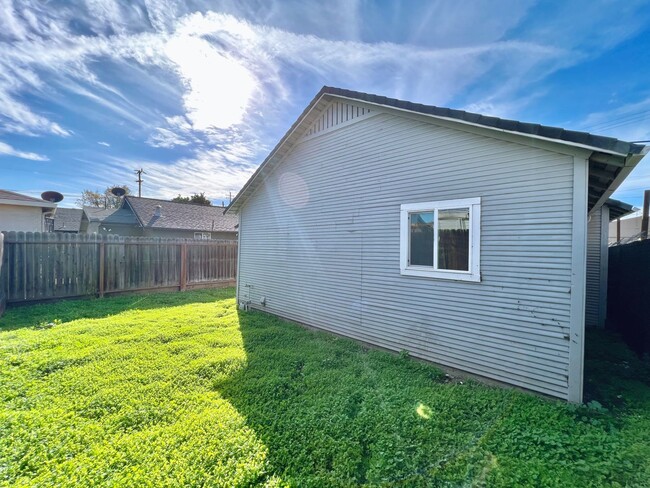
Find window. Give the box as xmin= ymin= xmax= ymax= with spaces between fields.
xmin=194 ymin=232 xmax=211 ymax=240
xmin=400 ymin=198 xmax=481 ymax=282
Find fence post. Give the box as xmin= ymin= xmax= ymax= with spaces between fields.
xmin=98 ymin=241 xmax=105 ymax=298
xmin=180 ymin=243 xmax=187 ymax=291
xmin=0 ymin=233 xmax=5 ymax=317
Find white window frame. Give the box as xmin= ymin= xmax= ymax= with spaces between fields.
xmin=194 ymin=232 xmax=211 ymax=240
xmin=400 ymin=197 xmax=481 ymax=282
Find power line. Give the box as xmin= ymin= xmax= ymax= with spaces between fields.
xmin=582 ymin=108 xmax=650 ymax=132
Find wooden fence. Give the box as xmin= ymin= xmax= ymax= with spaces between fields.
xmin=0 ymin=232 xmax=237 ymax=306
xmin=0 ymin=233 xmax=5 ymax=315
xmin=608 ymin=239 xmax=650 ymax=356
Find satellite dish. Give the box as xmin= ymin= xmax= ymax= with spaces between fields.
xmin=41 ymin=191 xmax=64 ymax=203
xmin=110 ymin=187 xmax=126 ymax=197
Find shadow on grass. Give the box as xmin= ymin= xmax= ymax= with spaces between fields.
xmin=216 ymin=309 xmax=519 ymax=486
xmin=0 ymin=288 xmax=234 ymax=332
xmin=584 ymin=328 xmax=650 ymax=408
xmin=218 ymin=310 xmax=650 ymax=486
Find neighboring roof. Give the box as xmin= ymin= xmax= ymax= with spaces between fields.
xmin=84 ymin=206 xmax=118 ymax=221
xmin=124 ymin=196 xmax=238 ymax=232
xmin=53 ymin=208 xmax=83 ymax=232
xmin=606 ymin=198 xmax=636 ymax=221
xmin=226 ymin=86 xmax=647 ymax=214
xmin=0 ymin=189 xmax=56 ymax=209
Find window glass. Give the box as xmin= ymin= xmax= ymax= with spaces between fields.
xmin=437 ymin=208 xmax=470 ymax=271
xmin=409 ymin=211 xmax=434 ymax=266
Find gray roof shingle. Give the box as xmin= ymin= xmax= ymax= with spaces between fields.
xmin=125 ymin=197 xmax=238 ymax=232
xmin=53 ymin=208 xmax=83 ymax=232
xmin=0 ymin=189 xmax=43 ymax=202
xmin=0 ymin=189 xmax=55 ymax=207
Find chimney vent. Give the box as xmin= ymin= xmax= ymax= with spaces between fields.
xmin=154 ymin=205 xmax=162 ymax=217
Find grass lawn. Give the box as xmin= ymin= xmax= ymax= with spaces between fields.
xmin=0 ymin=289 xmax=649 ymax=487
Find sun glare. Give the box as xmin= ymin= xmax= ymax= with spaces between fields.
xmin=165 ymin=35 xmax=257 ymax=130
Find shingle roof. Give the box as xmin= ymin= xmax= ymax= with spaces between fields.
xmin=0 ymin=189 xmax=43 ymax=202
xmin=0 ymin=189 xmax=55 ymax=207
xmin=125 ymin=196 xmax=238 ymax=232
xmin=53 ymin=208 xmax=83 ymax=232
xmin=227 ymin=86 xmax=647 ymax=214
xmin=320 ymin=87 xmax=645 ymax=156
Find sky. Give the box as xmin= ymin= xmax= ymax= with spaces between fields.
xmin=0 ymin=0 xmax=649 ymax=208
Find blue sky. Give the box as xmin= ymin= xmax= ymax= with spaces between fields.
xmin=1 ymin=0 xmax=649 ymax=207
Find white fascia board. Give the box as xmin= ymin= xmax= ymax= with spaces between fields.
xmin=226 ymin=94 xmax=332 ymax=215
xmin=329 ymin=93 xmax=635 ymax=158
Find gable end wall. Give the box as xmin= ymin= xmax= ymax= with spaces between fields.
xmin=238 ymin=111 xmax=586 ymax=400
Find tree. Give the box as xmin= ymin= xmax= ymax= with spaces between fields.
xmin=77 ymin=186 xmax=131 ymax=208
xmin=171 ymin=193 xmax=212 ymax=206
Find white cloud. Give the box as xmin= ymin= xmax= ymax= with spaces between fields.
xmin=1 ymin=1 xmax=648 ymax=201
xmin=164 ymin=34 xmax=258 ymax=130
xmin=577 ymin=98 xmax=650 ymax=142
xmin=97 ymin=141 xmax=110 ymax=146
xmin=0 ymin=141 xmax=49 ymax=160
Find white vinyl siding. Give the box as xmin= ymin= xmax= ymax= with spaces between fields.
xmin=0 ymin=204 xmax=45 ymax=232
xmin=238 ymin=110 xmax=581 ymax=400
xmin=585 ymin=205 xmax=609 ymax=327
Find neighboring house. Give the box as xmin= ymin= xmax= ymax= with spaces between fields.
xmin=227 ymin=86 xmax=648 ymax=403
xmin=585 ymin=198 xmax=634 ymax=329
xmin=82 ymin=206 xmax=141 ymax=235
xmin=608 ymin=208 xmax=643 ymax=245
xmin=82 ymin=197 xmax=238 ymax=239
xmin=124 ymin=196 xmax=238 ymax=239
xmin=53 ymin=208 xmax=83 ymax=233
xmin=0 ymin=189 xmax=57 ymax=232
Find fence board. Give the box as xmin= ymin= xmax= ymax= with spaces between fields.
xmin=608 ymin=239 xmax=650 ymax=356
xmin=0 ymin=233 xmax=237 ymax=304
xmin=0 ymin=233 xmax=5 ymax=316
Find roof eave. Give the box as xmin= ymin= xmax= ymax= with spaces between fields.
xmin=0 ymin=198 xmax=56 ymax=209
xmin=226 ymin=87 xmax=646 ymax=214
xmin=590 ymin=148 xmax=648 ymax=215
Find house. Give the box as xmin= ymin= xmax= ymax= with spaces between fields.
xmin=0 ymin=189 xmax=57 ymax=232
xmin=83 ymin=196 xmax=238 ymax=239
xmin=82 ymin=206 xmax=141 ymax=235
xmin=226 ymin=86 xmax=648 ymax=402
xmin=585 ymin=198 xmax=634 ymax=329
xmin=53 ymin=208 xmax=84 ymax=233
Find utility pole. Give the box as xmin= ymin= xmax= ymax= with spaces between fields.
xmin=134 ymin=168 xmax=145 ymax=197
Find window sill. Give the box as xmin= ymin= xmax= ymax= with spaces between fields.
xmin=400 ymin=267 xmax=481 ymax=282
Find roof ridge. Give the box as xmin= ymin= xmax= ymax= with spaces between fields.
xmin=320 ymin=86 xmax=644 ymax=155
xmin=126 ymin=195 xmax=225 ymax=208
xmin=0 ymin=189 xmax=45 ymax=202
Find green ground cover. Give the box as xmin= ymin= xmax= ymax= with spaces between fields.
xmin=0 ymin=289 xmax=648 ymax=487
